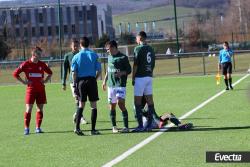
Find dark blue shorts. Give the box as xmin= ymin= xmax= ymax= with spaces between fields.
xmin=222 ymin=62 xmax=232 ymax=75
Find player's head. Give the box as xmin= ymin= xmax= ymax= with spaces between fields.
xmin=136 ymin=31 xmax=147 ymax=44
xmin=31 ymin=46 xmax=43 ymax=61
xmin=71 ymin=38 xmax=79 ymax=53
xmin=223 ymin=41 xmax=229 ymax=50
xmin=80 ymin=37 xmax=89 ymax=48
xmin=105 ymin=40 xmax=118 ymax=55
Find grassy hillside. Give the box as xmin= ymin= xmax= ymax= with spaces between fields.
xmin=113 ymin=5 xmax=207 ymax=34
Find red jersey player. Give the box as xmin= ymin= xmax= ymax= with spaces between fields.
xmin=13 ymin=46 xmax=52 ymax=135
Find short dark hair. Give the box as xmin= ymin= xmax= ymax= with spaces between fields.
xmin=105 ymin=40 xmax=118 ymax=49
xmin=138 ymin=31 xmax=147 ymax=39
xmin=80 ymin=37 xmax=89 ymax=47
xmin=31 ymin=46 xmax=42 ymax=56
xmin=71 ymin=38 xmax=79 ymax=44
xmin=32 ymin=46 xmax=42 ymax=53
xmin=224 ymin=41 xmax=229 ymax=47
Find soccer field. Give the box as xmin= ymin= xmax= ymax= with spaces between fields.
xmin=0 ymin=75 xmax=249 ymax=167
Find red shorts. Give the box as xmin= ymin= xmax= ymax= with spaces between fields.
xmin=25 ymin=88 xmax=47 ymax=104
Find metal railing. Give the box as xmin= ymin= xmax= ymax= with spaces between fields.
xmin=1 ymin=50 xmax=250 ymax=85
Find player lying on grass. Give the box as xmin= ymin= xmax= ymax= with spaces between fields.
xmin=138 ymin=96 xmax=193 ymax=130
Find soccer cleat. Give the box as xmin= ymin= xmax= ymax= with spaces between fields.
xmin=178 ymin=123 xmax=193 ymax=130
xmin=119 ymin=127 xmax=129 ymax=133
xmin=112 ymin=126 xmax=119 ymax=133
xmin=230 ymin=85 xmax=234 ymax=90
xmin=226 ymin=87 xmax=229 ymax=90
xmin=24 ymin=128 xmax=29 ymax=135
xmin=131 ymin=126 xmax=145 ymax=133
xmin=80 ymin=117 xmax=88 ymax=124
xmin=74 ymin=129 xmax=84 ymax=136
xmin=90 ymin=130 xmax=101 ymax=135
xmin=170 ymin=113 xmax=176 ymax=117
xmin=35 ymin=128 xmax=44 ymax=134
xmin=73 ymin=113 xmax=87 ymax=124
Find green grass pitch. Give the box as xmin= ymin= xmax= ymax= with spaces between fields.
xmin=0 ymin=75 xmax=249 ymax=167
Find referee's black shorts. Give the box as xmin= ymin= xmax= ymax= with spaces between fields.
xmin=222 ymin=62 xmax=232 ymax=75
xmin=77 ymin=77 xmax=99 ymax=102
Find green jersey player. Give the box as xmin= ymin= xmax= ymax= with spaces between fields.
xmin=62 ymin=39 xmax=87 ymax=125
xmin=102 ymin=40 xmax=131 ymax=133
xmin=132 ymin=31 xmax=156 ymax=132
xmin=139 ymin=96 xmax=193 ymax=130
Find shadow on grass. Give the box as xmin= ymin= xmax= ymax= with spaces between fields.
xmin=229 ymin=88 xmax=248 ymax=91
xmin=165 ymin=125 xmax=250 ymax=132
xmin=97 ymin=120 xmax=137 ymax=123
xmin=182 ymin=117 xmax=216 ymax=120
xmin=37 ymin=125 xmax=250 ymax=136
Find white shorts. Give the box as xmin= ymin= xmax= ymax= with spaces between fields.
xmin=108 ymin=87 xmax=126 ymax=104
xmin=134 ymin=77 xmax=153 ymax=96
xmin=70 ymin=83 xmax=77 ymax=98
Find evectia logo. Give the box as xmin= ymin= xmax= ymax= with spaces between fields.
xmin=108 ymin=68 xmax=120 ymax=73
xmin=215 ymin=153 xmax=242 ymax=162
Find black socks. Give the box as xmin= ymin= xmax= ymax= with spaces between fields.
xmin=110 ymin=110 xmax=116 ymax=127
xmin=91 ymin=108 xmax=97 ymax=131
xmin=135 ymin=105 xmax=143 ymax=128
xmin=224 ymin=79 xmax=229 ymax=88
xmin=122 ymin=110 xmax=128 ymax=128
xmin=76 ymin=107 xmax=83 ymax=130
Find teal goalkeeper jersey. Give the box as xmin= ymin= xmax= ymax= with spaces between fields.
xmin=134 ymin=44 xmax=155 ymax=77
xmin=107 ymin=52 xmax=131 ymax=87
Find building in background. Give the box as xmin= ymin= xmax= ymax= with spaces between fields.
xmin=97 ymin=4 xmax=114 ymax=40
xmin=0 ymin=2 xmax=114 ymax=45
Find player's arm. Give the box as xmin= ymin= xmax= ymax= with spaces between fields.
xmin=71 ymin=71 xmax=79 ymax=99
xmin=152 ymin=51 xmax=155 ymax=71
xmin=150 ymin=48 xmax=155 ymax=71
xmin=16 ymin=76 xmax=28 ymax=85
xmin=13 ymin=63 xmax=28 ymax=85
xmin=218 ymin=51 xmax=222 ymax=72
xmin=72 ymin=71 xmax=77 ymax=86
xmin=42 ymin=63 xmax=53 ymax=84
xmin=123 ymin=56 xmax=132 ymax=76
xmin=43 ymin=74 xmax=52 ymax=84
xmin=71 ymin=56 xmax=78 ymax=86
xmin=229 ymin=49 xmax=234 ymax=57
xmin=102 ymin=71 xmax=108 ymax=91
xmin=62 ymin=55 xmax=69 ymax=90
xmin=95 ymin=55 xmax=102 ymax=80
xmin=132 ymin=63 xmax=137 ymax=86
xmin=132 ymin=49 xmax=138 ymax=86
xmin=218 ymin=61 xmax=221 ymax=72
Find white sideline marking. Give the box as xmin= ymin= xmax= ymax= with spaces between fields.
xmin=102 ymin=73 xmax=250 ymax=167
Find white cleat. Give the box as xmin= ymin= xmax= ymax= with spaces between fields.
xmin=73 ymin=113 xmax=88 ymax=124
xmin=80 ymin=117 xmax=88 ymax=124
xmin=112 ymin=126 xmax=119 ymax=133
